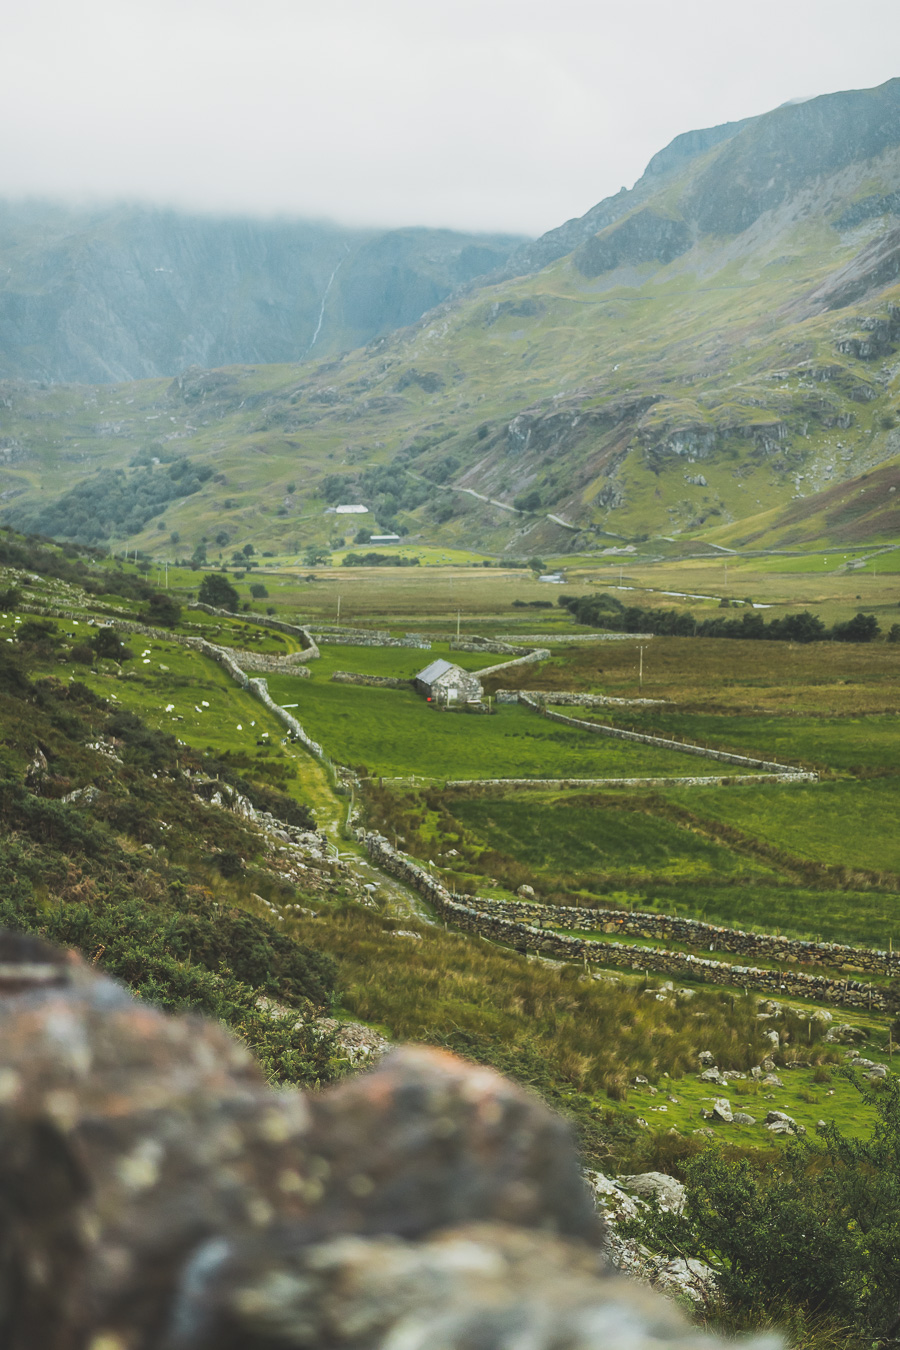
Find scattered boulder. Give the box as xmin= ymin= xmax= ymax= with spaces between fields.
xmin=61 ymin=784 xmax=101 ymax=806
xmin=617 ymin=1172 xmax=686 ymax=1214
xmin=711 ymin=1097 xmax=734 ymax=1124
xmin=697 ymin=1050 xmax=715 ymax=1066
xmin=699 ymin=1067 xmax=722 ymax=1083
xmin=825 ymin=1023 xmax=867 ymax=1045
xmin=24 ymin=746 xmax=49 ymax=788
xmin=765 ymin=1110 xmax=804 ymax=1136
xmin=517 ymin=884 xmax=536 ymax=898
xmin=732 ymin=1112 xmax=757 ymax=1126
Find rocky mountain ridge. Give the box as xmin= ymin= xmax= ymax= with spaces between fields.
xmin=3 ymin=77 xmax=900 ymax=551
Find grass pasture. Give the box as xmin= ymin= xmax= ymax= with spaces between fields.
xmin=265 ymin=675 xmax=736 ymax=781
xmin=663 ymin=778 xmax=900 ymax=880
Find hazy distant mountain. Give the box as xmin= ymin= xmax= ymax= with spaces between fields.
xmin=5 ymin=77 xmax=900 ymax=554
xmin=0 ymin=203 xmax=524 ymax=383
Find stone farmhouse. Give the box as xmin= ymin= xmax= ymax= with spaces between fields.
xmin=414 ymin=658 xmax=483 ymax=705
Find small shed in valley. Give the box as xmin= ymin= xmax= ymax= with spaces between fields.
xmin=414 ymin=658 xmax=483 ymax=705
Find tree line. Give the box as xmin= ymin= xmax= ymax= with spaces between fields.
xmin=559 ymin=592 xmax=883 ymax=642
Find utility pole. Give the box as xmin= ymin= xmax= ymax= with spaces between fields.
xmin=639 ymin=645 xmax=644 ymax=691
xmin=336 ymin=594 xmax=341 ymax=623
xmin=456 ymin=609 xmax=461 ymax=640
xmin=165 ymin=561 xmax=169 ymax=589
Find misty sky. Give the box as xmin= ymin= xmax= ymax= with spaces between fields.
xmin=4 ymin=0 xmax=899 ymax=237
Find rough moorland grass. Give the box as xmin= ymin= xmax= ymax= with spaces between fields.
xmin=265 ymin=677 xmax=725 ymax=780
xmin=362 ymin=785 xmax=900 ymax=947
xmin=446 ymin=793 xmax=778 ymax=881
xmin=493 ymin=635 xmax=900 ymax=715
xmin=664 ymin=779 xmax=900 ymax=877
xmin=585 ymin=710 xmax=900 ymax=773
xmin=282 ymin=903 xmax=886 ymax=1151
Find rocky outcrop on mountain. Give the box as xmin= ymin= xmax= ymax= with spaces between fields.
xmin=0 ymin=928 xmax=783 ymax=1350
xmin=574 ymin=210 xmax=692 ymax=277
xmin=496 ymin=116 xmax=753 ymax=280
xmin=682 ymin=79 xmax=900 ymax=235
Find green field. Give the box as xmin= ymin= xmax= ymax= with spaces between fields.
xmin=664 ymin=778 xmax=900 ymax=877
xmin=265 ymin=675 xmax=738 ymax=780
xmin=446 ymin=792 xmax=778 ymax=881
xmin=584 ymin=709 xmax=900 ymax=772
xmin=306 ymin=639 xmax=502 ymax=679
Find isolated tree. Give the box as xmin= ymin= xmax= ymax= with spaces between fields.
xmin=91 ymin=627 xmax=134 ymax=663
xmin=250 ymin=583 xmax=269 ymax=599
xmin=304 ymin=545 xmax=332 ymax=566
xmin=141 ymin=593 xmax=182 ymax=629
xmin=198 ymin=573 xmax=240 ymax=611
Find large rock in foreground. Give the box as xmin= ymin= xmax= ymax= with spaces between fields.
xmin=0 ymin=931 xmax=775 ymax=1350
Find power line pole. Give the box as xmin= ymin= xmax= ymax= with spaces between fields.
xmin=639 ymin=644 xmax=644 ymax=691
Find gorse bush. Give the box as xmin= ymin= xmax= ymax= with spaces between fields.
xmin=624 ymin=1074 xmax=900 ymax=1340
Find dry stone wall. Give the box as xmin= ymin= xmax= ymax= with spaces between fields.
xmin=478 ymin=648 xmax=552 ymax=677
xmin=451 ymin=637 xmax=522 ymax=655
xmin=308 ymin=625 xmax=431 ymax=649
xmin=517 ymin=693 xmax=805 ymax=775
xmin=497 ymin=632 xmax=655 ymax=643
xmin=225 ymin=648 xmax=312 ymax=676
xmin=331 ymin=672 xmax=413 ymax=689
xmin=360 ymin=832 xmax=888 ymax=1010
xmin=440 ymin=772 xmax=817 ymax=789
xmin=189 ymin=602 xmax=320 ymax=660
xmin=468 ymin=896 xmax=900 ymax=978
xmin=248 ymin=678 xmax=325 ymax=759
xmin=497 ymin=690 xmax=666 ymax=708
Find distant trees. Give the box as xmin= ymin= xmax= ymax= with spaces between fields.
xmin=341 ymin=552 xmax=420 ymax=568
xmin=15 ymin=458 xmax=214 ymax=545
xmin=831 ymin=612 xmax=881 ymax=642
xmin=198 ymin=573 xmax=240 ymax=611
xmin=559 ymin=592 xmax=882 ymax=643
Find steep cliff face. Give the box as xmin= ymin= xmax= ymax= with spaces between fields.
xmin=0 ymin=204 xmax=523 ymax=384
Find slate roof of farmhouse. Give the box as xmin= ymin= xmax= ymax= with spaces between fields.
xmin=415 ymin=658 xmax=457 ymax=685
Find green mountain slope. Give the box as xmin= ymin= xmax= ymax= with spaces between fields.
xmin=3 ymin=78 xmax=900 ymax=554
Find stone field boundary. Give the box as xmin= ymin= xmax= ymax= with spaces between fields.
xmin=360 ymin=832 xmax=891 ymax=1012
xmin=465 ymin=896 xmax=900 ymax=979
